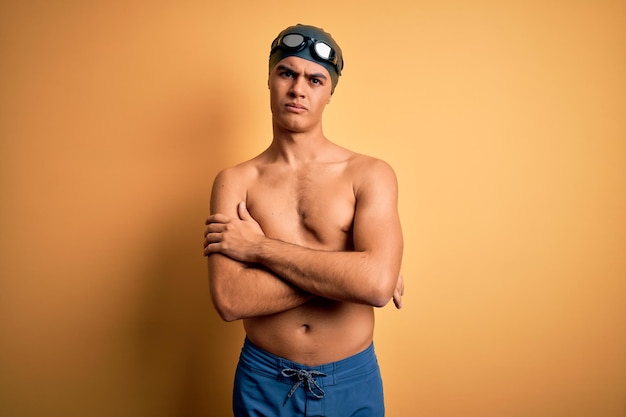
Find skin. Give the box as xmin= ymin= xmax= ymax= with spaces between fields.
xmin=204 ymin=56 xmax=404 ymax=366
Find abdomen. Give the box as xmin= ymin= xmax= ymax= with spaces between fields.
xmin=243 ymin=299 xmax=374 ymax=366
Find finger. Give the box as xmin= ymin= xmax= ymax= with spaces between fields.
xmin=203 ymin=231 xmax=222 ymax=246
xmin=393 ymin=293 xmax=402 ymax=309
xmin=237 ymin=201 xmax=252 ymax=221
xmin=204 ymin=222 xmax=227 ymax=235
xmin=398 ymin=282 xmax=405 ymax=296
xmin=393 ymin=278 xmax=403 ymax=309
xmin=203 ymin=231 xmax=224 ymax=252
xmin=397 ymin=272 xmax=405 ymax=295
xmin=203 ymin=242 xmax=221 ymax=256
xmin=205 ymin=213 xmax=230 ymax=225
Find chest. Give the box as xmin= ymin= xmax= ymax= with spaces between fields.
xmin=246 ymin=164 xmax=356 ymax=249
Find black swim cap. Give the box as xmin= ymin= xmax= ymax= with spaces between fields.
xmin=269 ymin=24 xmax=344 ymax=93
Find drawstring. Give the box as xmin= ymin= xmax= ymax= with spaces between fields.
xmin=281 ymin=368 xmax=327 ymax=405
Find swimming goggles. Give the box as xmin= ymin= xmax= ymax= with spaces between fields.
xmin=271 ymin=33 xmax=341 ymax=74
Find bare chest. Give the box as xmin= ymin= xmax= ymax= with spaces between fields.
xmin=246 ymin=165 xmax=356 ymax=250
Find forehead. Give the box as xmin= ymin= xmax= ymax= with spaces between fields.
xmin=272 ymin=56 xmax=331 ymax=78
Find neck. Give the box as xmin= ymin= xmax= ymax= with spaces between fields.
xmin=269 ymin=123 xmax=331 ymax=164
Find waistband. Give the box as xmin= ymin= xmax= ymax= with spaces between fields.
xmin=239 ymin=337 xmax=379 ymax=388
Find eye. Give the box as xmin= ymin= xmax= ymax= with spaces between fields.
xmin=281 ymin=70 xmax=296 ymax=78
xmin=310 ymin=77 xmax=323 ymax=85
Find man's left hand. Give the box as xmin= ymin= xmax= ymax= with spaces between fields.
xmin=392 ymin=272 xmax=404 ymax=309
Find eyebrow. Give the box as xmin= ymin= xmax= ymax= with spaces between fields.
xmin=276 ymin=64 xmax=328 ymax=80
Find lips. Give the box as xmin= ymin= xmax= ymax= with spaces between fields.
xmin=285 ymin=102 xmax=307 ymax=112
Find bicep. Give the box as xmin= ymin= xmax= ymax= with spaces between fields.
xmin=352 ymin=161 xmax=403 ymax=263
xmin=210 ymin=168 xmax=245 ymax=215
xmin=208 ymin=168 xmax=249 ymax=277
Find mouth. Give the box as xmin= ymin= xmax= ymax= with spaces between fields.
xmin=285 ymin=102 xmax=307 ymax=113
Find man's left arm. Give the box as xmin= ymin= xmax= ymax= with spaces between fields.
xmin=204 ymin=158 xmax=403 ymax=308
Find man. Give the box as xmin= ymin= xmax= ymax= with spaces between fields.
xmin=203 ymin=24 xmax=403 ymax=417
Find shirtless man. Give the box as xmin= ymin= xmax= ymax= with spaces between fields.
xmin=203 ymin=24 xmax=403 ymax=417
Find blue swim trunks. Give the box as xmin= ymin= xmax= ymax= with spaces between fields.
xmin=233 ymin=338 xmax=385 ymax=417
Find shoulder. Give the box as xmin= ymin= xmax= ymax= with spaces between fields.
xmin=329 ymin=141 xmax=396 ymax=179
xmin=350 ymin=153 xmax=396 ymax=174
xmin=210 ymin=158 xmax=263 ymax=212
xmin=347 ymin=153 xmax=398 ymax=193
xmin=346 ymin=152 xmax=400 ymax=218
xmin=212 ymin=157 xmax=261 ymax=188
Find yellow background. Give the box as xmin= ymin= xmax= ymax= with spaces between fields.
xmin=1 ymin=1 xmax=625 ymax=416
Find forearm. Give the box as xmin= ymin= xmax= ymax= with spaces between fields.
xmin=208 ymin=255 xmax=314 ymax=321
xmin=253 ymin=238 xmax=399 ymax=307
xmin=205 ymin=159 xmax=404 ymax=310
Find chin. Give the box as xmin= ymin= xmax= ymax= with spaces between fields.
xmin=284 ymin=125 xmax=308 ymax=134
xmin=275 ymin=118 xmax=309 ymax=133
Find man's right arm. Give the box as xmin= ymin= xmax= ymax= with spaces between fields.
xmin=206 ymin=167 xmax=314 ymax=322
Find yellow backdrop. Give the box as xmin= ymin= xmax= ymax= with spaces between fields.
xmin=1 ymin=1 xmax=625 ymax=416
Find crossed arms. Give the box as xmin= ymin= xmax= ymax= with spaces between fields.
xmin=203 ymin=160 xmax=404 ymax=322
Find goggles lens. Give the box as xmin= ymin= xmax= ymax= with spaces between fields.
xmin=282 ymin=33 xmax=305 ymax=48
xmin=314 ymin=42 xmax=333 ymax=60
xmin=276 ymin=33 xmax=336 ymax=64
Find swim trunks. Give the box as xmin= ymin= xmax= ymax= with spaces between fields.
xmin=233 ymin=337 xmax=385 ymax=417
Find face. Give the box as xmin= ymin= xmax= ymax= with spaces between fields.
xmin=268 ymin=56 xmax=333 ymax=134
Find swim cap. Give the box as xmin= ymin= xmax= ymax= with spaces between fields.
xmin=269 ymin=24 xmax=344 ymax=94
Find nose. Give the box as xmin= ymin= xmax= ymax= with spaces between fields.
xmin=289 ymin=76 xmax=306 ymax=97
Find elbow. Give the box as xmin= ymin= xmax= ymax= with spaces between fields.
xmin=220 ymin=313 xmax=240 ymax=323
xmin=367 ymin=272 xmax=397 ymax=308
xmin=208 ymin=261 xmax=245 ymax=322
xmin=212 ymin=299 xmax=243 ymax=322
xmin=210 ymin=288 xmax=244 ymax=322
xmin=357 ymin=251 xmax=401 ymax=308
xmin=370 ymin=298 xmax=389 ymax=309
xmin=370 ymin=291 xmax=393 ymax=308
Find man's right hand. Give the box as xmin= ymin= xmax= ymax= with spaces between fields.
xmin=204 ymin=201 xmax=265 ymax=262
